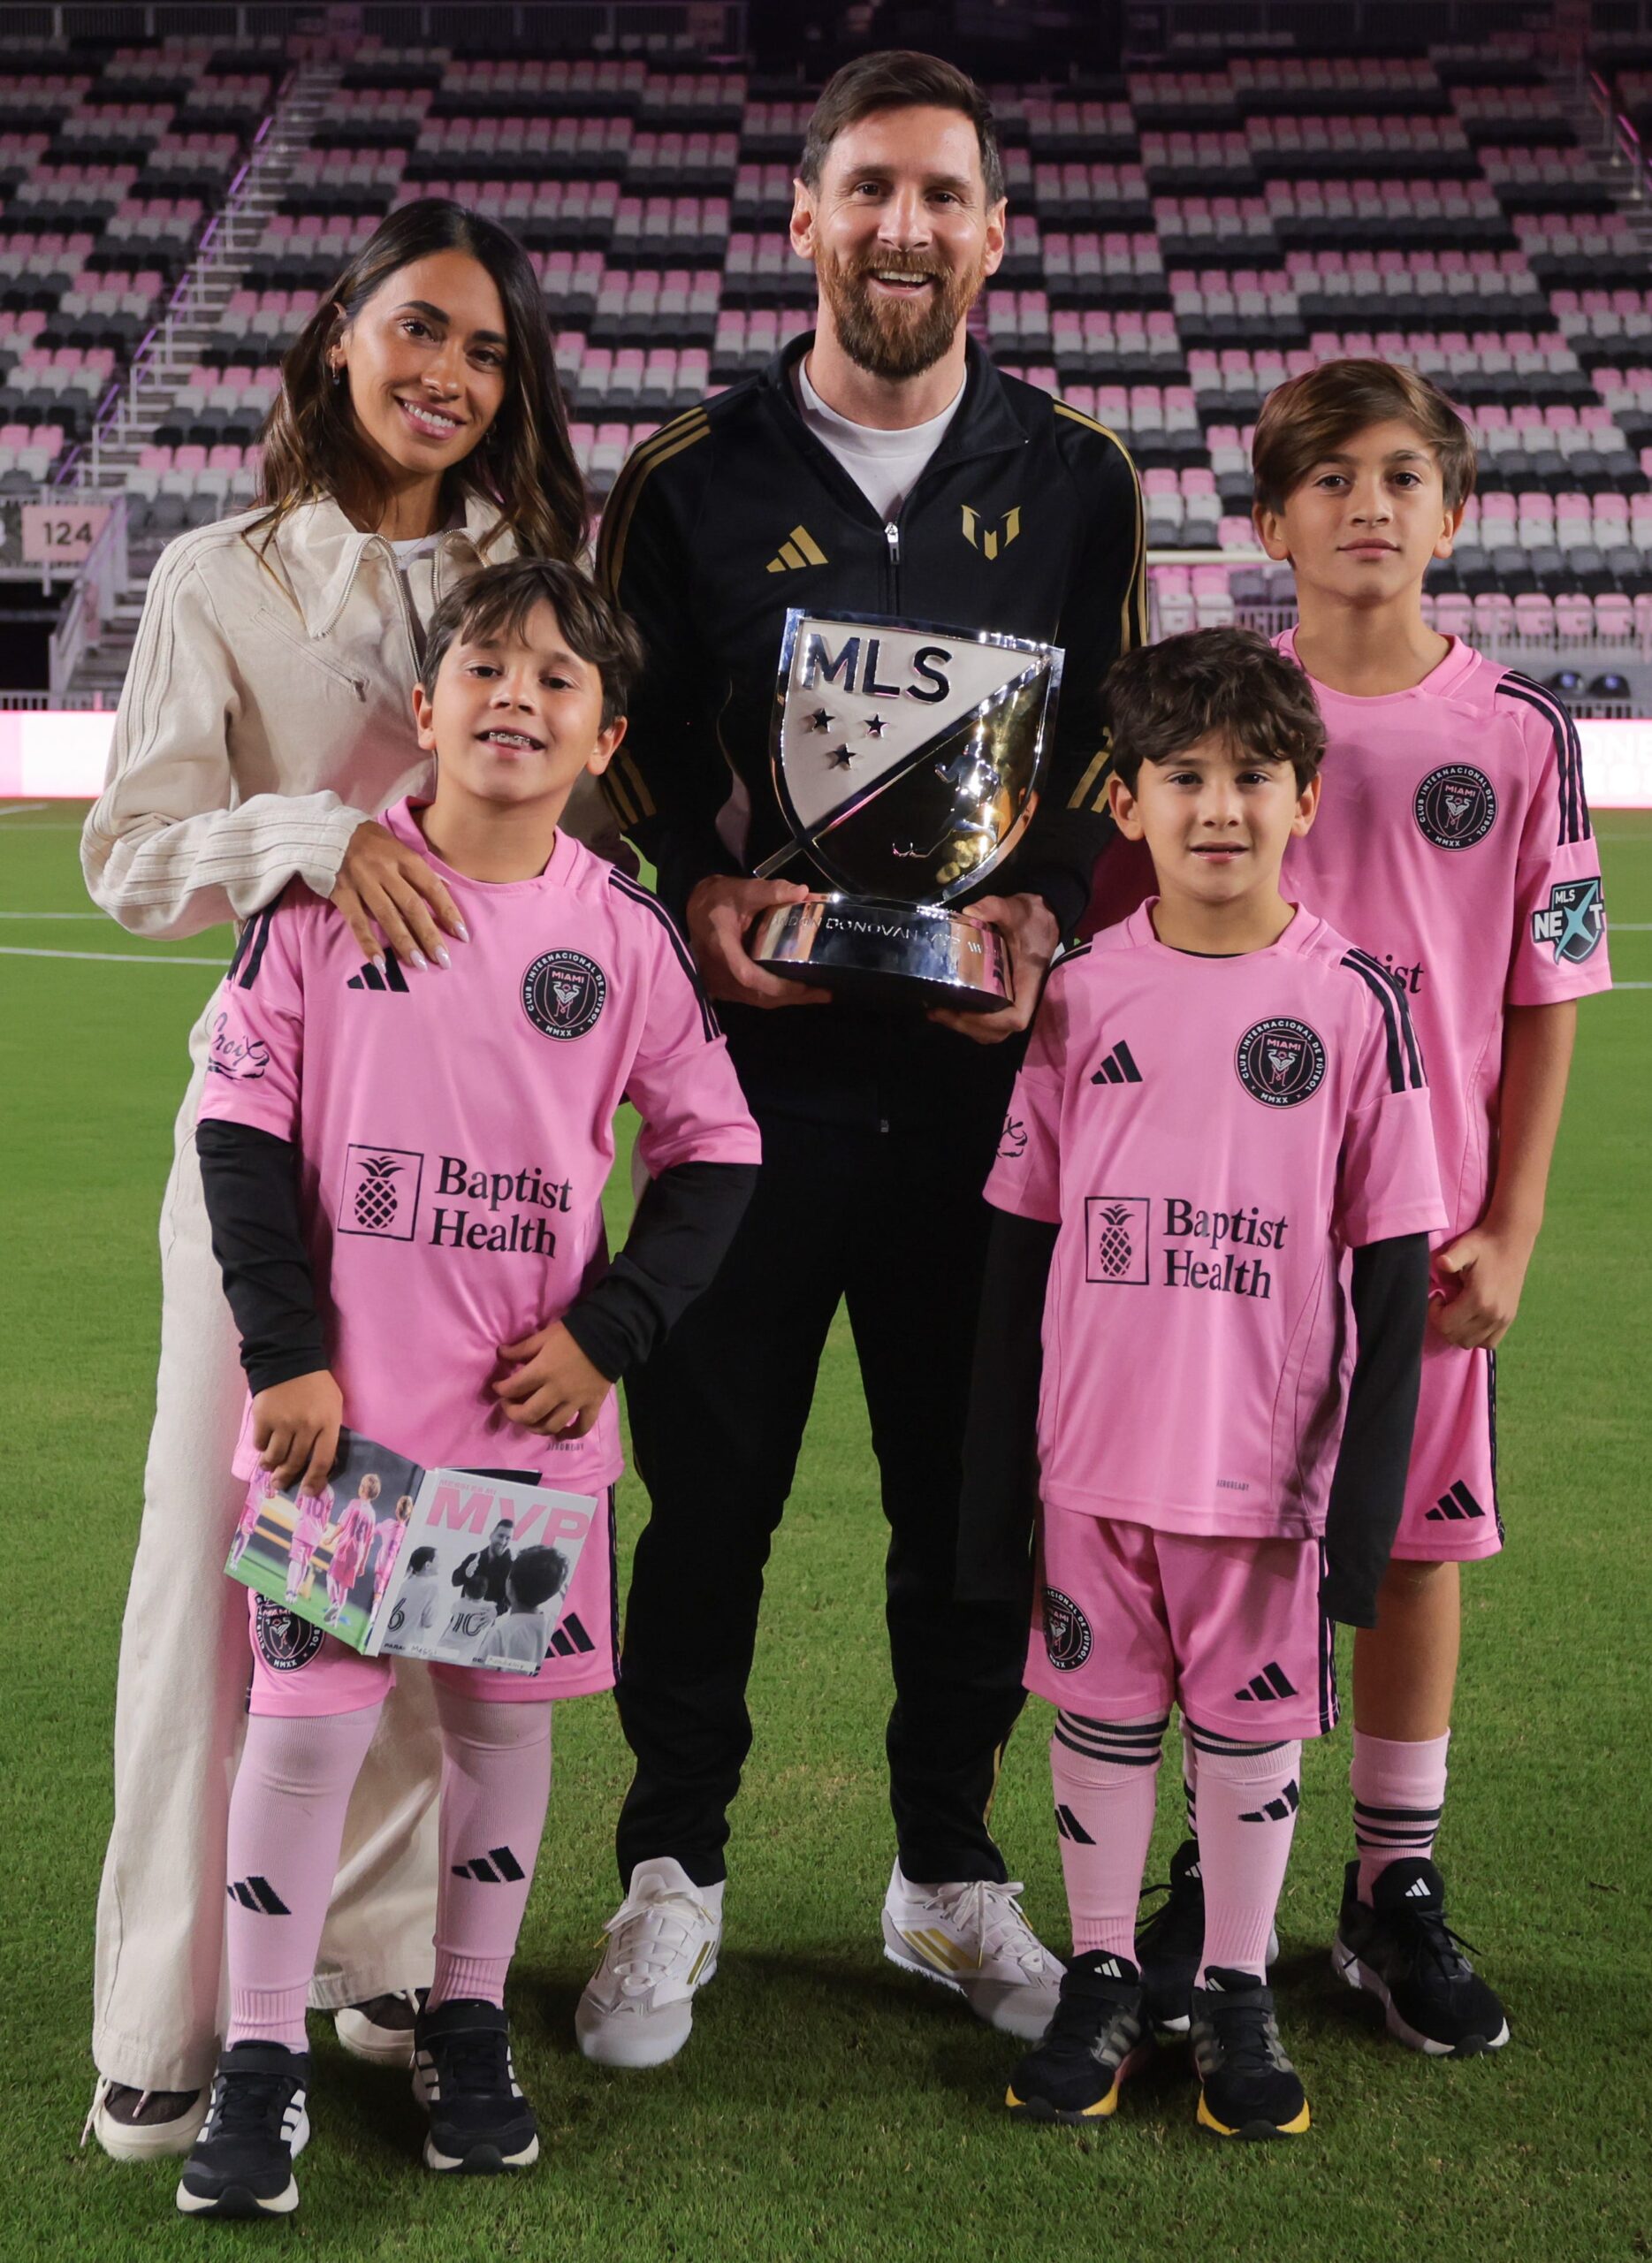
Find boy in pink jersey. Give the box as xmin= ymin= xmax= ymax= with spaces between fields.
xmin=960 ymin=630 xmax=1443 ymax=2139
xmin=321 ymin=1475 xmax=380 ymax=1631
xmin=179 ymin=559 xmax=759 ymax=2219
xmin=1245 ymin=361 xmax=1610 ymax=2059
xmin=370 ymin=1495 xmax=414 ymax=1614
xmin=283 ymin=1484 xmax=333 ymax=1604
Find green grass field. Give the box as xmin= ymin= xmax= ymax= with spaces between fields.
xmin=4 ymin=802 xmax=1648 ymax=2262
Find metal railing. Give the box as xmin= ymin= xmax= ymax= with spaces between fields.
xmin=1582 ymin=65 xmax=1652 ymax=202
xmin=48 ymin=495 xmax=129 ymax=699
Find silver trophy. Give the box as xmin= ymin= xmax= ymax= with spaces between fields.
xmin=745 ymin=610 xmax=1064 ymax=1010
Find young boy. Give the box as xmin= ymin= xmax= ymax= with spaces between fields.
xmin=321 ymin=1472 xmax=380 ymax=1629
xmin=283 ymin=1481 xmax=331 ymax=1604
xmin=369 ymin=1494 xmax=414 ymax=1617
xmin=182 ymin=557 xmax=760 ymax=2218
xmin=387 ymin=1547 xmax=441 ymax=1642
xmin=1241 ymin=360 xmax=1610 ymax=2056
xmin=479 ymin=1546 xmax=570 ymax=1675
xmin=959 ymin=628 xmax=1444 ymax=2139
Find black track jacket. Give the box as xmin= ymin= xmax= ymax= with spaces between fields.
xmin=597 ymin=335 xmax=1146 ymax=1132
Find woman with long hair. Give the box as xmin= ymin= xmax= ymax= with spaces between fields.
xmin=80 ymin=199 xmax=601 ymax=2160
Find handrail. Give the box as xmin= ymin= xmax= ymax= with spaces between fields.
xmin=47 ymin=493 xmax=128 ymax=700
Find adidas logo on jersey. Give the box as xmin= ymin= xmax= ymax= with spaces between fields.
xmin=1090 ymin=1040 xmax=1143 ymax=1086
xmin=451 ymin=1845 xmax=526 ymax=1885
xmin=1234 ymin=1661 xmax=1297 ymax=1703
xmin=1239 ymin=1780 xmax=1300 ymax=1824
xmin=765 ymin=523 xmax=828 ymax=573
xmin=1427 ymin=1481 xmax=1486 ymax=1522
xmin=226 ymin=1875 xmax=291 ymax=1916
xmin=548 ymin=1612 xmax=595 ymax=1659
xmin=1054 ymin=1802 xmax=1096 ymax=1846
xmin=346 ymin=949 xmax=409 ymax=993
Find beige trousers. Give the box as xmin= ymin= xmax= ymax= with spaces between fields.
xmin=93 ymin=1011 xmax=442 ymax=2092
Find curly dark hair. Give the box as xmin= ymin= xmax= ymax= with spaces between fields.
xmin=1105 ymin=628 xmax=1326 ymax=792
xmin=254 ymin=198 xmax=586 ymax=563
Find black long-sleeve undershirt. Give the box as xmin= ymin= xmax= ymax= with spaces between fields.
xmin=955 ymin=1212 xmax=1432 ymax=1630
xmin=196 ymin=1117 xmax=756 ymax=1397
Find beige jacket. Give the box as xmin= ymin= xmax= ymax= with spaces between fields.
xmin=82 ymin=492 xmax=613 ymax=936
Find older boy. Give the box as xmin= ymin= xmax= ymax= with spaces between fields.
xmin=1239 ymin=362 xmax=1610 ymax=2057
xmin=961 ymin=629 xmax=1443 ymax=2138
xmin=181 ymin=559 xmax=759 ymax=2217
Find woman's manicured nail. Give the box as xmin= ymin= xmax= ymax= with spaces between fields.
xmin=454 ymin=920 xmax=471 ymax=943
xmin=433 ymin=945 xmax=452 ymax=970
xmin=372 ymin=953 xmax=387 ymax=975
xmin=410 ymin=949 xmax=430 ymax=972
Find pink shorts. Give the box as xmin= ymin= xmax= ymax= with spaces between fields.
xmin=1027 ymin=1509 xmax=1337 ymax=1743
xmin=245 ymin=1489 xmax=618 ymax=1718
xmin=1390 ymin=1334 xmax=1502 ymax=1564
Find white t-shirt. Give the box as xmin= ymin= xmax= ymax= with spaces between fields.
xmin=795 ymin=355 xmax=964 ymax=522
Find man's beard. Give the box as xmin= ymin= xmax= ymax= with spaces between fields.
xmin=818 ymin=248 xmax=984 ymax=380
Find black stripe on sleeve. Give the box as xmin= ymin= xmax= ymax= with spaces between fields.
xmin=1496 ymin=674 xmax=1591 ymax=846
xmin=1344 ymin=947 xmax=1426 ymax=1090
xmin=606 ymin=869 xmax=720 ymax=1042
xmin=1340 ymin=952 xmax=1405 ymax=1093
xmin=237 ymin=905 xmax=277 ymax=992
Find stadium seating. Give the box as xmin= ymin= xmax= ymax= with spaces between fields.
xmin=8 ymin=25 xmax=1652 ymax=700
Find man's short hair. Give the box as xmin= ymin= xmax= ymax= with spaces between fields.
xmin=1105 ymin=628 xmax=1326 ymax=793
xmin=1252 ymin=358 xmax=1477 ymax=516
xmin=507 ymin=1544 xmax=569 ymax=1612
xmin=420 ymin=556 xmax=645 ymax=729
xmin=798 ymin=50 xmax=1005 ymax=208
xmin=407 ymin=1546 xmax=436 ymax=1575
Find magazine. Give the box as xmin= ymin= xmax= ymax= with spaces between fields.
xmin=225 ymin=1427 xmax=598 ymax=1675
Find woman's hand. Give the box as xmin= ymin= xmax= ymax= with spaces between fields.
xmin=331 ymin=819 xmax=468 ymax=970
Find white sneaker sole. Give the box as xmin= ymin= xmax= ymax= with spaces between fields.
xmin=423 ymin=2131 xmax=540 ymax=2173
xmin=174 ymin=2111 xmax=308 ymax=2216
xmin=881 ymin=1918 xmax=1060 ymax=2043
xmin=334 ymin=2006 xmax=417 ymax=2067
xmin=1331 ymin=1934 xmax=1511 ymax=2057
xmin=92 ymin=2094 xmax=208 ymax=2163
xmin=575 ymin=1954 xmax=712 ymax=2069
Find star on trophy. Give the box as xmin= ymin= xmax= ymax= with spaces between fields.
xmin=745 ymin=610 xmax=1064 ymax=1010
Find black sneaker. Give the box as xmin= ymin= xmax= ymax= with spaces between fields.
xmin=413 ymin=1999 xmax=539 ymax=2173
xmin=1136 ymin=1840 xmax=1282 ymax=2035
xmin=1191 ymin=1969 xmax=1310 ymax=2139
xmin=1135 ymin=1840 xmax=1205 ymax=2033
xmin=1333 ymin=1858 xmax=1510 ymax=2057
xmin=1005 ymin=1952 xmax=1152 ymax=2123
xmin=175 ymin=2043 xmax=309 ymax=2218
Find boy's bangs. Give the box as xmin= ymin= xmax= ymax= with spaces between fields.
xmin=449 ymin=581 xmax=558 ymax=661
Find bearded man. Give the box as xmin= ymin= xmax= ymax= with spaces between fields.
xmin=579 ymin=50 xmax=1147 ymax=2067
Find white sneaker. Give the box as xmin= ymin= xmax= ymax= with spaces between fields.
xmin=334 ymin=1989 xmax=421 ymax=2067
xmin=881 ymin=1862 xmax=1064 ymax=2041
xmin=575 ymin=1858 xmax=722 ymax=2069
xmin=82 ymin=2076 xmax=209 ymax=2162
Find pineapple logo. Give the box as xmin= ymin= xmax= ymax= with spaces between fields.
xmin=1414 ymin=764 xmax=1496 ymax=850
xmin=339 ymin=1144 xmax=423 ymax=1240
xmin=1084 ymin=1194 xmax=1148 ymax=1284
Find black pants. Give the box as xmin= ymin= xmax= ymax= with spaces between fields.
xmin=616 ymin=1109 xmax=1030 ymax=1888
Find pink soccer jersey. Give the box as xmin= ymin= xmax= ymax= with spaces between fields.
xmin=198 ymin=795 xmax=760 ymax=1504
xmin=290 ymin=1490 xmax=332 ymax=1555
xmin=328 ymin=1498 xmax=377 ymax=1588
xmin=986 ymin=904 xmax=1446 ymax=1540
xmin=370 ymin=1513 xmax=405 ymax=1592
xmin=1277 ymin=630 xmax=1611 ymax=1238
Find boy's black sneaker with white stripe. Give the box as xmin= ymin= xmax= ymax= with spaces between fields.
xmin=174 ymin=2043 xmax=308 ymax=2218
xmin=1191 ymin=1970 xmax=1310 ymax=2139
xmin=413 ymin=1999 xmax=539 ymax=2173
xmin=1135 ymin=1840 xmax=1283 ymax=2036
xmin=1333 ymin=1857 xmax=1510 ymax=2057
xmin=1004 ymin=1952 xmax=1152 ymax=2123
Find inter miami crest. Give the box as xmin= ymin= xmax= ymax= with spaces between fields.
xmin=765 ymin=611 xmax=1062 ymax=902
xmin=253 ymin=1596 xmax=324 ymax=1673
xmin=1236 ymin=1017 xmax=1327 ymax=1109
xmin=1414 ymin=764 xmax=1497 ymax=850
xmin=1531 ymin=875 xmax=1605 ymax=965
xmin=522 ymin=949 xmax=607 ymax=1040
xmin=1043 ymin=1587 xmax=1093 ymax=1672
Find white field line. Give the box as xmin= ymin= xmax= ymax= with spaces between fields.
xmin=0 ymin=946 xmax=225 ymax=966
xmin=0 ymin=803 xmax=49 ymax=819
xmin=0 ymin=911 xmax=114 ymax=918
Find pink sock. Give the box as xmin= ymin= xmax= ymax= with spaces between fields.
xmin=225 ymin=1703 xmax=384 ymax=2049
xmin=1049 ymin=1711 xmax=1167 ymax=1961
xmin=1351 ymin=1729 xmax=1450 ymax=1901
xmin=1188 ymin=1726 xmax=1302 ymax=1985
xmin=430 ymin=1685 xmax=552 ymax=2008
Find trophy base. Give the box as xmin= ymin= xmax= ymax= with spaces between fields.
xmin=746 ymin=894 xmax=1011 ymax=1013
